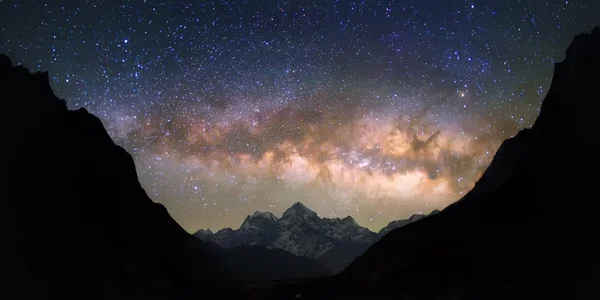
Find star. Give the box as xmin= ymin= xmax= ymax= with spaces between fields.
xmin=2 ymin=0 xmax=598 ymax=232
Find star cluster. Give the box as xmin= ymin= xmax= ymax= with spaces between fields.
xmin=2 ymin=0 xmax=598 ymax=231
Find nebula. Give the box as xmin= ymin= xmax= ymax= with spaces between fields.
xmin=3 ymin=0 xmax=596 ymax=232
xmin=104 ymin=88 xmax=507 ymax=231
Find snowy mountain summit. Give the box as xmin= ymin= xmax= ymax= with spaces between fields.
xmin=194 ymin=202 xmax=438 ymax=273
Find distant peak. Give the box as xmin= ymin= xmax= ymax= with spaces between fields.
xmin=251 ymin=210 xmax=278 ymax=221
xmin=193 ymin=228 xmax=213 ymax=236
xmin=282 ymin=202 xmax=318 ymax=219
xmin=240 ymin=210 xmax=278 ymax=229
xmin=342 ymin=215 xmax=358 ymax=226
xmin=289 ymin=202 xmax=312 ymax=212
xmin=291 ymin=202 xmax=308 ymax=209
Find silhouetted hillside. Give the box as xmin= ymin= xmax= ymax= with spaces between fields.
xmin=241 ymin=27 xmax=600 ymax=300
xmin=377 ymin=209 xmax=440 ymax=236
xmin=0 ymin=55 xmax=329 ymax=300
xmin=204 ymin=242 xmax=331 ymax=282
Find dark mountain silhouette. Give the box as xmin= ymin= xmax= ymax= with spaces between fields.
xmin=377 ymin=209 xmax=440 ymax=236
xmin=204 ymin=241 xmax=331 ymax=282
xmin=194 ymin=202 xmax=437 ymax=273
xmin=0 ymin=54 xmax=328 ymax=300
xmin=240 ymin=27 xmax=600 ymax=300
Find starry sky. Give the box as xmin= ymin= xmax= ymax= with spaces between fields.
xmin=1 ymin=1 xmax=598 ymax=232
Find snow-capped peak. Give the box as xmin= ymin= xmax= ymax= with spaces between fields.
xmin=240 ymin=210 xmax=279 ymax=230
xmin=282 ymin=202 xmax=318 ymax=219
xmin=251 ymin=210 xmax=278 ymax=222
xmin=341 ymin=216 xmax=358 ymax=227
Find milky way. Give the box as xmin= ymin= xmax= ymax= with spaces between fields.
xmin=2 ymin=1 xmax=598 ymax=231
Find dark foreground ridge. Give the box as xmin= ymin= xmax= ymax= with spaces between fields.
xmin=0 ymin=55 xmax=329 ymax=300
xmin=242 ymin=27 xmax=600 ymax=300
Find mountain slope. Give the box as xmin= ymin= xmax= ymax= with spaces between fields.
xmin=378 ymin=209 xmax=440 ymax=236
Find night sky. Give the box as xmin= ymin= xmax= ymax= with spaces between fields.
xmin=2 ymin=1 xmax=598 ymax=232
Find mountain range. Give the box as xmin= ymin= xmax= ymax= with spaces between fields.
xmin=194 ymin=202 xmax=439 ymax=273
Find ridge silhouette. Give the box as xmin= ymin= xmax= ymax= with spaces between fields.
xmin=0 ymin=54 xmax=329 ymax=300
